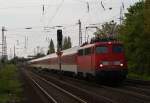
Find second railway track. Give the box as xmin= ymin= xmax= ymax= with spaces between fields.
xmin=32 ymin=69 xmax=150 ymax=103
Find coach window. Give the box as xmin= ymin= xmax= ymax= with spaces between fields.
xmin=85 ymin=48 xmax=91 ymax=55
xmin=78 ymin=49 xmax=84 ymax=56
xmin=96 ymin=46 xmax=108 ymax=54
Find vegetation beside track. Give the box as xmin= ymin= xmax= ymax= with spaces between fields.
xmin=119 ymin=1 xmax=150 ymax=78
xmin=0 ymin=64 xmax=23 ymax=103
xmin=128 ymin=71 xmax=150 ymax=81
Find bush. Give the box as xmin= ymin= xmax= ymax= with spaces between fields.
xmin=119 ymin=1 xmax=150 ymax=76
xmin=0 ymin=64 xmax=22 ymax=103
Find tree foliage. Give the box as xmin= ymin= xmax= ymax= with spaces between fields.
xmin=94 ymin=21 xmax=119 ymax=38
xmin=119 ymin=1 xmax=150 ymax=75
xmin=67 ymin=36 xmax=72 ymax=48
xmin=144 ymin=0 xmax=150 ymax=35
xmin=35 ymin=53 xmax=45 ymax=58
xmin=47 ymin=39 xmax=55 ymax=54
xmin=62 ymin=36 xmax=72 ymax=50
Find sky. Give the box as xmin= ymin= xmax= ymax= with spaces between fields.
xmin=0 ymin=0 xmax=139 ymax=58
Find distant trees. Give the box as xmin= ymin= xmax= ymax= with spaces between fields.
xmin=62 ymin=36 xmax=72 ymax=50
xmin=47 ymin=39 xmax=55 ymax=54
xmin=35 ymin=53 xmax=45 ymax=58
xmin=47 ymin=36 xmax=72 ymax=54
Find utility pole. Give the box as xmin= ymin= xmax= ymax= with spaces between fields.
xmin=14 ymin=45 xmax=16 ymax=58
xmin=10 ymin=48 xmax=13 ymax=59
xmin=4 ymin=36 xmax=7 ymax=59
xmin=1 ymin=26 xmax=7 ymax=60
xmin=120 ymin=6 xmax=123 ymax=25
xmin=34 ymin=48 xmax=36 ymax=56
xmin=78 ymin=20 xmax=82 ymax=46
xmin=2 ymin=27 xmax=5 ymax=58
xmin=24 ymin=36 xmax=26 ymax=49
xmin=37 ymin=46 xmax=40 ymax=54
xmin=24 ymin=36 xmax=28 ymax=50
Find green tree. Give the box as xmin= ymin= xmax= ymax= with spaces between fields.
xmin=67 ymin=36 xmax=72 ymax=48
xmin=144 ymin=0 xmax=150 ymax=35
xmin=94 ymin=21 xmax=119 ymax=38
xmin=62 ymin=37 xmax=68 ymax=50
xmin=35 ymin=53 xmax=45 ymax=58
xmin=62 ymin=36 xmax=72 ymax=50
xmin=119 ymin=1 xmax=150 ymax=75
xmin=47 ymin=39 xmax=55 ymax=54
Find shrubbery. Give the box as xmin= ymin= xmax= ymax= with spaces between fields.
xmin=0 ymin=64 xmax=22 ymax=103
xmin=119 ymin=1 xmax=150 ymax=77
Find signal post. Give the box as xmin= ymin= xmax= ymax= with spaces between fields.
xmin=56 ymin=29 xmax=63 ymax=79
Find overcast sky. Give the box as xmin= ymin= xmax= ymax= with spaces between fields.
xmin=0 ymin=0 xmax=139 ymax=58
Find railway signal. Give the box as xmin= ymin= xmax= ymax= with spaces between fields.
xmin=57 ymin=29 xmax=63 ymax=50
xmin=57 ymin=29 xmax=63 ymax=79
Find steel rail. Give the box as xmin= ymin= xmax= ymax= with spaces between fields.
xmin=28 ymin=70 xmax=87 ymax=103
xmin=101 ymin=85 xmax=150 ymax=101
xmin=35 ymin=71 xmax=118 ymax=103
xmin=24 ymin=70 xmax=58 ymax=103
xmin=39 ymin=71 xmax=150 ymax=103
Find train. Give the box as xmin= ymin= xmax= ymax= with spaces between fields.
xmin=28 ymin=39 xmax=128 ymax=82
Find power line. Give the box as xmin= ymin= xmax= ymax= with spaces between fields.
xmin=0 ymin=4 xmax=59 ymax=10
xmin=47 ymin=0 xmax=64 ymax=26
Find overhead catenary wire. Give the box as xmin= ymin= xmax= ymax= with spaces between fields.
xmin=3 ymin=0 xmax=137 ymax=58
xmin=101 ymin=1 xmax=106 ymax=10
xmin=0 ymin=4 xmax=57 ymax=10
xmin=47 ymin=0 xmax=64 ymax=26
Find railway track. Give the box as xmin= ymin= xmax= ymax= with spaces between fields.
xmin=27 ymin=75 xmax=58 ymax=103
xmin=124 ymin=78 xmax=150 ymax=90
xmin=33 ymin=69 xmax=150 ymax=103
xmin=23 ymin=68 xmax=118 ymax=103
xmin=23 ymin=69 xmax=87 ymax=103
xmin=121 ymin=85 xmax=150 ymax=97
xmin=126 ymin=78 xmax=150 ymax=85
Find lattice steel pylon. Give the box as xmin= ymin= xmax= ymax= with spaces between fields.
xmin=1 ymin=26 xmax=7 ymax=60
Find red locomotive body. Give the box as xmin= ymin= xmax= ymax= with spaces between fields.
xmin=29 ymin=40 xmax=128 ymax=81
xmin=77 ymin=41 xmax=127 ymax=80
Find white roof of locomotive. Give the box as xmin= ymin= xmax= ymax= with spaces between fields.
xmin=29 ymin=46 xmax=79 ymax=63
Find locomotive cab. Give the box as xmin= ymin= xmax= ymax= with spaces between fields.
xmin=94 ymin=41 xmax=128 ymax=81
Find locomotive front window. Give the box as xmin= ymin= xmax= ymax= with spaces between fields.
xmin=113 ymin=45 xmax=123 ymax=53
xmin=96 ymin=46 xmax=108 ymax=54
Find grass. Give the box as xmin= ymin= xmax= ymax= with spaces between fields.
xmin=128 ymin=71 xmax=150 ymax=81
xmin=0 ymin=64 xmax=23 ymax=103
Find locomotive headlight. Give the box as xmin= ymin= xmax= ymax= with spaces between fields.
xmin=100 ymin=64 xmax=103 ymax=67
xmin=100 ymin=61 xmax=109 ymax=67
xmin=120 ymin=63 xmax=124 ymax=67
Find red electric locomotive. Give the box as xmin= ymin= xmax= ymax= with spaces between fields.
xmin=29 ymin=38 xmax=128 ymax=81
xmin=77 ymin=40 xmax=127 ymax=81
